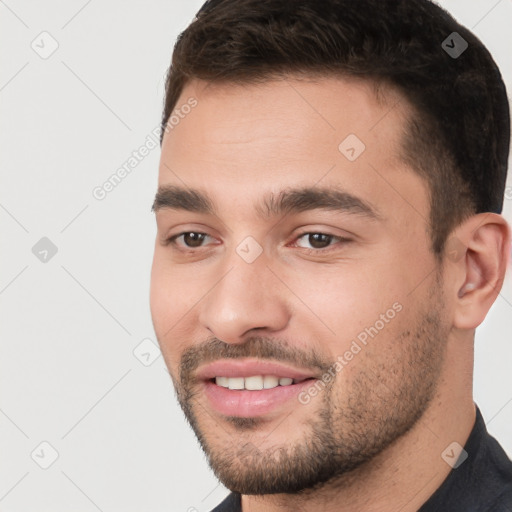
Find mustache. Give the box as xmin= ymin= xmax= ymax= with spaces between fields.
xmin=179 ymin=336 xmax=332 ymax=383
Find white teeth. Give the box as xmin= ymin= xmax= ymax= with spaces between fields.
xmin=214 ymin=375 xmax=297 ymax=390
xmin=228 ymin=377 xmax=244 ymax=390
xmin=263 ymin=375 xmax=279 ymax=389
xmin=244 ymin=376 xmax=264 ymax=390
xmin=215 ymin=376 xmax=229 ymax=388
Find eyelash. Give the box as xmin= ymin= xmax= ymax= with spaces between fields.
xmin=164 ymin=231 xmax=351 ymax=254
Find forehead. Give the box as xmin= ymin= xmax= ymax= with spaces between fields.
xmin=161 ymin=76 xmax=408 ymax=164
xmin=167 ymin=76 xmax=405 ymax=143
xmin=158 ymin=76 xmax=427 ymax=223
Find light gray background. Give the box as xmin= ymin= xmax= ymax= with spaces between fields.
xmin=1 ymin=1 xmax=511 ymax=511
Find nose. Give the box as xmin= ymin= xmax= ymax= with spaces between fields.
xmin=198 ymin=252 xmax=291 ymax=344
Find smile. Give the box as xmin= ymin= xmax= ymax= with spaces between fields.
xmin=213 ymin=375 xmax=311 ymax=390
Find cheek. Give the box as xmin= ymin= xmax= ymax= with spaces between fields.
xmin=327 ymin=304 xmax=413 ymax=402
xmin=150 ymin=252 xmax=194 ymax=321
xmin=287 ymin=261 xmax=405 ymax=336
xmin=149 ymin=256 xmax=171 ymax=330
xmin=149 ymin=256 xmax=189 ymax=362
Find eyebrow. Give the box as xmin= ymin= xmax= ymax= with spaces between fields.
xmin=152 ymin=184 xmax=380 ymax=220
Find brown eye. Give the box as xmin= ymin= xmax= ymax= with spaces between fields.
xmin=167 ymin=232 xmax=211 ymax=248
xmin=293 ymin=232 xmax=352 ymax=253
xmin=182 ymin=232 xmax=206 ymax=247
xmin=307 ymin=233 xmax=333 ymax=249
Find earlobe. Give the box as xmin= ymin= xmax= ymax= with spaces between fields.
xmin=451 ymin=213 xmax=510 ymax=330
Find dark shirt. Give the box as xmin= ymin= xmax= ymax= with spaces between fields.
xmin=210 ymin=406 xmax=512 ymax=511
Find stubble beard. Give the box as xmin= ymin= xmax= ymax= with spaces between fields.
xmin=171 ymin=290 xmax=447 ymax=495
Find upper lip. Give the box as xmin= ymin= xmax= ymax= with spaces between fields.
xmin=195 ymin=358 xmax=319 ymax=381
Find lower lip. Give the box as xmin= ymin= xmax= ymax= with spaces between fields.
xmin=202 ymin=379 xmax=316 ymax=417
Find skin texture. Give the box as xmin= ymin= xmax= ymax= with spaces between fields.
xmin=150 ymin=77 xmax=510 ymax=511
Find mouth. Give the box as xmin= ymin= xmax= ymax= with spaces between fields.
xmin=210 ymin=375 xmax=314 ymax=390
xmin=196 ymin=359 xmax=320 ymax=418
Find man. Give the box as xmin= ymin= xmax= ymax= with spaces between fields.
xmin=150 ymin=0 xmax=512 ymax=510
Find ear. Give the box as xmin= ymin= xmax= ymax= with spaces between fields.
xmin=447 ymin=213 xmax=510 ymax=330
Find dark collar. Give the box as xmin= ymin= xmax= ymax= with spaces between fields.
xmin=419 ymin=405 xmax=512 ymax=511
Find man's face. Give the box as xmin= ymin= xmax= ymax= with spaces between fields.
xmin=150 ymin=77 xmax=450 ymax=493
